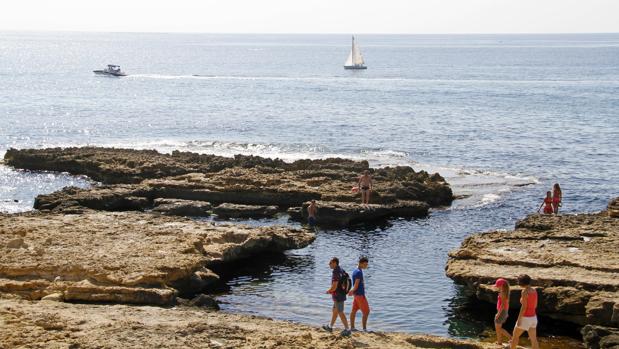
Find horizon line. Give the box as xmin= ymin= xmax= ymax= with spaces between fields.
xmin=2 ymin=29 xmax=619 ymax=36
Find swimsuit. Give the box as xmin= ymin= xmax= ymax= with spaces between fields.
xmin=543 ymin=197 xmax=553 ymax=214
xmin=361 ymin=186 xmax=370 ymax=191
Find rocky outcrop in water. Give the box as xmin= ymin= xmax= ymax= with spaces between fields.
xmin=0 ymin=211 xmax=314 ymax=306
xmin=446 ymin=198 xmax=619 ymax=347
xmin=289 ymin=200 xmax=429 ymax=226
xmin=0 ymin=297 xmax=497 ymax=349
xmin=7 ymin=147 xmax=453 ymax=225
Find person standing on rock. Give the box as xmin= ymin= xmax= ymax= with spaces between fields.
xmin=307 ymin=200 xmax=318 ymax=227
xmin=348 ymin=256 xmax=370 ymax=332
xmin=493 ymin=278 xmax=511 ymax=346
xmin=552 ymin=183 xmax=562 ymax=214
xmin=323 ymin=257 xmax=351 ymax=337
xmin=357 ymin=170 xmax=373 ymax=205
xmin=538 ymin=191 xmax=553 ymax=215
xmin=510 ymin=274 xmax=539 ymax=349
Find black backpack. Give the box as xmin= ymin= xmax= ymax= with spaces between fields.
xmin=336 ymin=269 xmax=352 ymax=295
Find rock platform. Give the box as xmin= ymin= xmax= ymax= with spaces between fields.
xmin=6 ymin=147 xmax=454 ymax=225
xmin=0 ymin=211 xmax=314 ymax=306
xmin=446 ymin=198 xmax=619 ymax=348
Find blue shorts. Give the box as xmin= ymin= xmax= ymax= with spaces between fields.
xmin=308 ymin=217 xmax=316 ymax=226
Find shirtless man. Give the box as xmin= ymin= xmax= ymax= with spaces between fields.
xmin=357 ymin=170 xmax=373 ymax=205
xmin=307 ymin=200 xmax=318 ymax=226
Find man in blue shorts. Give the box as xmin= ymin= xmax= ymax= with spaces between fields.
xmin=322 ymin=257 xmax=351 ymax=336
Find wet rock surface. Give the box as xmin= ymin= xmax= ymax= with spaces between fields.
xmin=0 ymin=297 xmax=496 ymax=349
xmin=213 ymin=203 xmax=279 ymax=219
xmin=6 ymin=147 xmax=453 ymax=225
xmin=0 ymin=211 xmax=314 ymax=306
xmin=446 ymin=198 xmax=619 ymax=347
xmin=151 ymin=198 xmax=212 ymax=216
xmin=293 ymin=200 xmax=429 ymax=226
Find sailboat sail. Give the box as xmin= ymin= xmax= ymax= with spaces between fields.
xmin=344 ymin=36 xmax=366 ymax=69
xmin=351 ymin=38 xmax=364 ymax=65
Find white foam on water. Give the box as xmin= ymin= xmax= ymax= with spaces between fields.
xmin=98 ymin=139 xmax=537 ymax=209
xmin=2 ymin=139 xmax=538 ymax=211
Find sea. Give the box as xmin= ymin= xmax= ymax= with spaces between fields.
xmin=1 ymin=32 xmax=618 ymax=343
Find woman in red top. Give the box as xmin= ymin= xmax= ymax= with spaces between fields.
xmin=538 ymin=191 xmax=553 ymax=214
xmin=511 ymin=274 xmax=539 ymax=349
xmin=494 ymin=278 xmax=511 ymax=346
xmin=552 ymin=183 xmax=562 ymax=214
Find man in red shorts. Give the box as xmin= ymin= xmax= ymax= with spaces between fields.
xmin=348 ymin=256 xmax=370 ymax=331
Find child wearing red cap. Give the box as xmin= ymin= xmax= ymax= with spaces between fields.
xmin=494 ymin=278 xmax=512 ymax=345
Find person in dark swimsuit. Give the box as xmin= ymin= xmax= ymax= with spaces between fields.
xmin=357 ymin=170 xmax=373 ymax=205
xmin=307 ymin=200 xmax=318 ymax=226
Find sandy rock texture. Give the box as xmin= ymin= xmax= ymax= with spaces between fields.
xmin=0 ymin=211 xmax=314 ymax=305
xmin=6 ymin=147 xmax=453 ymax=225
xmin=446 ymin=198 xmax=619 ymax=348
xmin=0 ymin=297 xmax=495 ymax=349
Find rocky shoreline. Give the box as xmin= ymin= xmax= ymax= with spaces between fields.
xmin=446 ymin=197 xmax=619 ymax=348
xmin=5 ymin=147 xmax=452 ymax=226
xmin=0 ymin=296 xmax=499 ymax=349
xmin=0 ymin=210 xmax=314 ymax=306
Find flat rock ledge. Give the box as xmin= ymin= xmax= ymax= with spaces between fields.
xmin=0 ymin=211 xmax=314 ymax=306
xmin=288 ymin=200 xmax=429 ymax=226
xmin=213 ymin=203 xmax=279 ymax=219
xmin=6 ymin=147 xmax=453 ymax=225
xmin=0 ymin=297 xmax=495 ymax=349
xmin=446 ymin=197 xmax=619 ymax=348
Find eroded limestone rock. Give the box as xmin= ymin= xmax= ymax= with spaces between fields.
xmin=0 ymin=211 xmax=314 ymax=306
xmin=446 ymin=198 xmax=619 ymax=347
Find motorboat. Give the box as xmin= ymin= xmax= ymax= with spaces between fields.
xmin=344 ymin=36 xmax=367 ymax=70
xmin=93 ymin=64 xmax=127 ymax=77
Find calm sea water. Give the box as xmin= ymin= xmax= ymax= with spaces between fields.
xmin=1 ymin=32 xmax=617 ymax=340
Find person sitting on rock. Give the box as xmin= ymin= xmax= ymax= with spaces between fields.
xmin=307 ymin=200 xmax=317 ymax=227
xmin=552 ymin=183 xmax=562 ymax=214
xmin=493 ymin=278 xmax=511 ymax=346
xmin=511 ymin=274 xmax=539 ymax=349
xmin=357 ymin=170 xmax=373 ymax=205
xmin=538 ymin=191 xmax=553 ymax=214
xmin=323 ymin=257 xmax=351 ymax=337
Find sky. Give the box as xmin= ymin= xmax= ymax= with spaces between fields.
xmin=1 ymin=0 xmax=618 ymax=34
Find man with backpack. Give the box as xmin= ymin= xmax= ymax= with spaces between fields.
xmin=323 ymin=257 xmax=352 ymax=336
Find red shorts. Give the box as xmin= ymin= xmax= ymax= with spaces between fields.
xmin=352 ymin=295 xmax=370 ymax=314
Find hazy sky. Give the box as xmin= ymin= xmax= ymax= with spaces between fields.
xmin=2 ymin=0 xmax=618 ymax=34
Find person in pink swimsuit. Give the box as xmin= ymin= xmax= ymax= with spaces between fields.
xmin=511 ymin=274 xmax=539 ymax=349
xmin=494 ymin=278 xmax=512 ymax=346
xmin=538 ymin=191 xmax=553 ymax=215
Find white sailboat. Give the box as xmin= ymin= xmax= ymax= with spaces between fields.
xmin=344 ymin=36 xmax=367 ymax=70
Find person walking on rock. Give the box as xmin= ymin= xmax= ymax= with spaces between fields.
xmin=357 ymin=170 xmax=373 ymax=205
xmin=552 ymin=183 xmax=562 ymax=214
xmin=511 ymin=274 xmax=539 ymax=349
xmin=323 ymin=257 xmax=351 ymax=336
xmin=348 ymin=256 xmax=371 ymax=332
xmin=494 ymin=278 xmax=511 ymax=346
xmin=307 ymin=200 xmax=318 ymax=227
